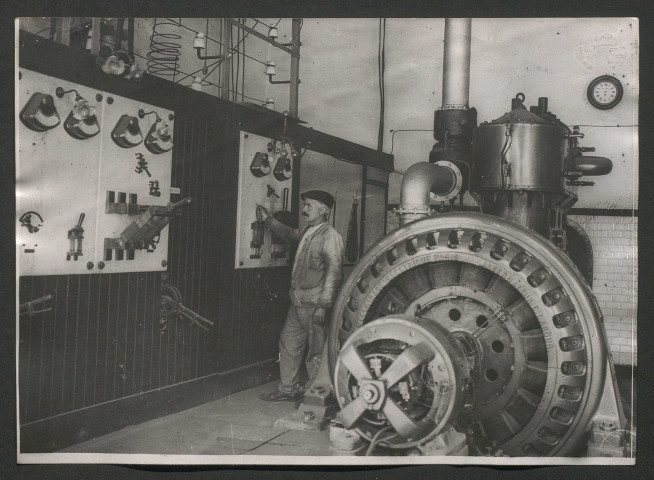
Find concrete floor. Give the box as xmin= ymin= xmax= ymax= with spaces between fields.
xmin=62 ymin=367 xmax=635 ymax=457
xmin=61 ymin=382 xmax=332 ymax=456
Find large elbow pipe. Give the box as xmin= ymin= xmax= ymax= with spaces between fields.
xmin=442 ymin=18 xmax=471 ymax=109
xmin=398 ymin=162 xmax=461 ymax=225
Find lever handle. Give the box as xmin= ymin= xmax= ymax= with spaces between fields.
xmin=178 ymin=304 xmax=214 ymax=328
xmin=76 ymin=213 xmax=85 ymax=228
xmin=167 ymin=196 xmax=193 ymax=211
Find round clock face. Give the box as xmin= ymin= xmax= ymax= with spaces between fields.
xmin=587 ymin=75 xmax=624 ymax=110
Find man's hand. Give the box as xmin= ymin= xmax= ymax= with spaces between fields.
xmin=312 ymin=307 xmax=326 ymax=326
xmin=256 ymin=204 xmax=269 ymax=221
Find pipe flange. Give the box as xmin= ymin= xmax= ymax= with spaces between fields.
xmin=429 ymin=161 xmax=463 ymax=202
xmin=440 ymin=104 xmax=469 ymax=110
xmin=393 ymin=204 xmax=433 ymax=218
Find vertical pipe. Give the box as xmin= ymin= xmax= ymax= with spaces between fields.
xmin=127 ymin=18 xmax=134 ymax=57
xmin=54 ymin=18 xmax=71 ymax=46
xmin=220 ymin=19 xmax=232 ymax=100
xmin=116 ymin=18 xmax=124 ymax=50
xmin=90 ymin=18 xmax=102 ymax=56
xmin=289 ymin=18 xmax=301 ymax=118
xmin=442 ymin=18 xmax=471 ymax=109
xmin=49 ymin=18 xmax=57 ymax=41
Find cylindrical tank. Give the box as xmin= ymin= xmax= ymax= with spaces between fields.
xmin=472 ymin=122 xmax=567 ymax=192
xmin=470 ymin=96 xmax=576 ymax=240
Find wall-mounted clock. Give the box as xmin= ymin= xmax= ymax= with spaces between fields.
xmin=586 ymin=75 xmax=624 ymax=110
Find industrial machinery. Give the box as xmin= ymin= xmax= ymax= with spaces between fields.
xmin=327 ymin=19 xmax=627 ymax=457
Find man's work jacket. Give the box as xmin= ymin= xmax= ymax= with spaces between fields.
xmin=265 ymin=217 xmax=344 ymax=309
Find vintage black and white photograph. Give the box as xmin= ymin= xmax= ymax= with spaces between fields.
xmin=16 ymin=17 xmax=638 ymax=465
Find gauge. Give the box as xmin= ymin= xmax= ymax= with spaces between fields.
xmin=587 ymin=75 xmax=624 ymax=110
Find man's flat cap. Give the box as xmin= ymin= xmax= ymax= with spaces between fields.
xmin=300 ymin=190 xmax=335 ymax=209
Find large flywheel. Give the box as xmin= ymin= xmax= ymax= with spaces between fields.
xmin=328 ymin=212 xmax=607 ymax=456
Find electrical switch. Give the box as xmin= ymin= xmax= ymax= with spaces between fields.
xmin=20 ymin=93 xmax=60 ymax=132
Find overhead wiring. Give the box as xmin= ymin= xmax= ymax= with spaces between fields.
xmin=163 ymin=17 xmax=269 ymax=67
xmin=146 ymin=18 xmax=181 ymax=79
xmin=140 ymin=18 xmax=297 ymax=104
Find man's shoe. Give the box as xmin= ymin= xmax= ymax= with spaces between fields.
xmin=260 ymin=390 xmax=302 ymax=402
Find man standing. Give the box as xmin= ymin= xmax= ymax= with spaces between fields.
xmin=258 ymin=190 xmax=344 ymax=402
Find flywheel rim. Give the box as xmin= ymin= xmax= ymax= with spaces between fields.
xmin=328 ymin=212 xmax=606 ymax=456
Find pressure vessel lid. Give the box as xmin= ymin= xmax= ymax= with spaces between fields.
xmin=486 ymin=93 xmax=557 ymax=126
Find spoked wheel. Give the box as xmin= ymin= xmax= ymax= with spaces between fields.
xmin=334 ymin=315 xmax=469 ymax=449
xmin=328 ymin=212 xmax=607 ymax=456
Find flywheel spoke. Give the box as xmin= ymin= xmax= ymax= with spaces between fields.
xmin=380 ymin=342 xmax=435 ymax=388
xmin=383 ymin=398 xmax=429 ymax=438
xmin=337 ymin=397 xmax=367 ymax=428
xmin=340 ymin=344 xmax=373 ymax=381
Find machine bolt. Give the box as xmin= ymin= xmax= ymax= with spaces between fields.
xmin=437 ymin=363 xmax=445 ymax=371
xmin=86 ymin=261 xmax=94 ymax=270
xmin=599 ymin=421 xmax=617 ymax=432
xmin=161 ymin=260 xmax=168 ymax=267
xmin=96 ymin=93 xmax=103 ymax=102
xmin=107 ymin=97 xmax=114 ymax=104
xmin=360 ymin=384 xmax=380 ymax=404
xmin=98 ymin=261 xmax=105 ymax=270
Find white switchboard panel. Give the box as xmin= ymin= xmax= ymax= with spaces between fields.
xmin=17 ymin=69 xmax=175 ymax=276
xmin=235 ymin=131 xmax=295 ymax=269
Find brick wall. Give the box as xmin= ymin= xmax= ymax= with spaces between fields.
xmin=568 ymin=215 xmax=638 ymax=366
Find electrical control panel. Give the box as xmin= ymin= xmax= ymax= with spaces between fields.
xmin=17 ymin=69 xmax=175 ymax=276
xmin=235 ymin=131 xmax=295 ymax=269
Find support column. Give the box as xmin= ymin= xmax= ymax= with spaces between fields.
xmin=220 ymin=18 xmax=232 ymax=101
xmin=289 ymin=18 xmax=301 ymax=118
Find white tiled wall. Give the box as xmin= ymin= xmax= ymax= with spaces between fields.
xmin=570 ymin=215 xmax=638 ymax=366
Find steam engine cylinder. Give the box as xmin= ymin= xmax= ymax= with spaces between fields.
xmin=470 ymin=95 xmax=611 ymax=245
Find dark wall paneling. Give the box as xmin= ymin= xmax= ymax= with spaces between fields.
xmin=19 ymin=106 xmax=290 ymax=444
xmin=18 ymin=31 xmax=387 ymax=449
xmin=18 ymin=272 xmax=162 ymax=426
xmin=21 ymin=360 xmax=279 ymax=453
